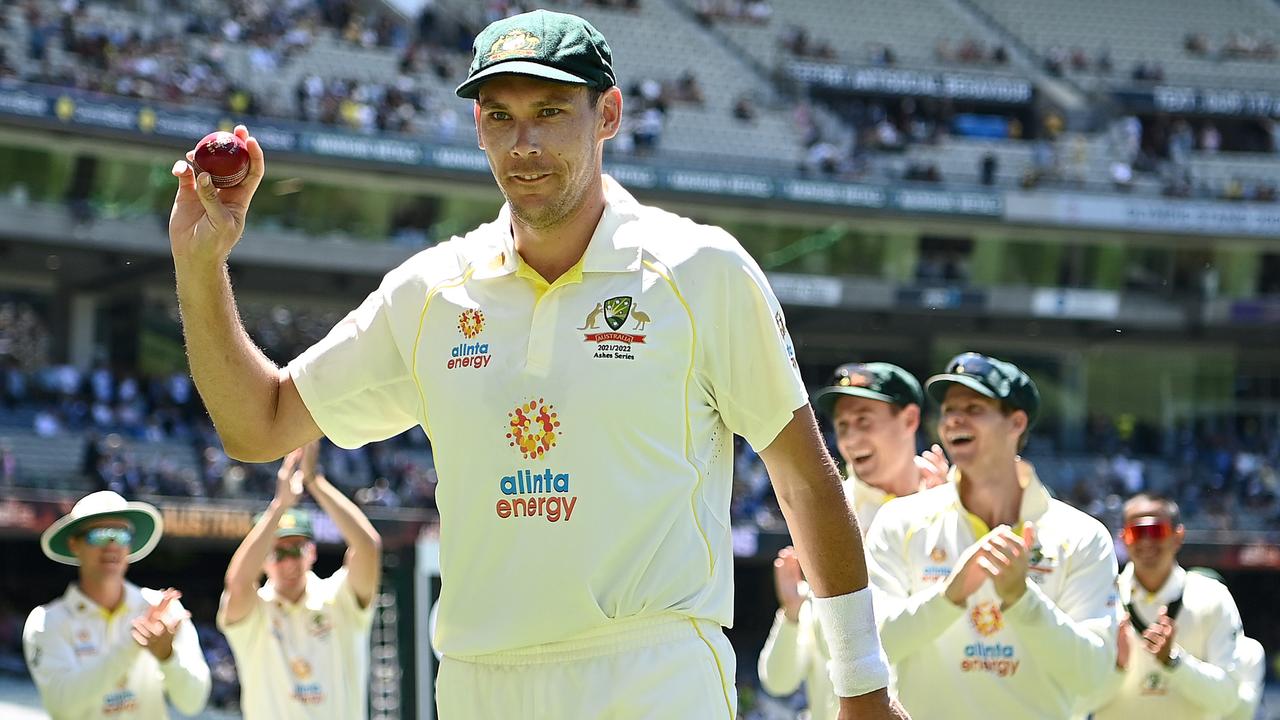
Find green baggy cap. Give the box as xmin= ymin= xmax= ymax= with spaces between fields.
xmin=456 ymin=10 xmax=615 ymax=99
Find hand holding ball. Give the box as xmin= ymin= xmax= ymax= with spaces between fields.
xmin=192 ymin=131 xmax=250 ymax=188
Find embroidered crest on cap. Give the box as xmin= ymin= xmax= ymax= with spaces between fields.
xmin=487 ymin=30 xmax=541 ymax=62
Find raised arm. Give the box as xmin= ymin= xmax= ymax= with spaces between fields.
xmin=300 ymin=442 xmax=383 ymax=607
xmin=169 ymin=125 xmax=321 ymax=462
xmin=759 ymin=407 xmax=908 ymax=720
xmin=221 ymin=448 xmax=305 ymax=625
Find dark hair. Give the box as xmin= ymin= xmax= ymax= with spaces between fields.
xmin=1124 ymin=493 xmax=1182 ymax=527
xmin=998 ymin=402 xmax=1031 ymax=452
xmin=587 ymin=86 xmax=609 ymax=108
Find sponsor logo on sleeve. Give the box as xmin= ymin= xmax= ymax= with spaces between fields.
xmin=775 ymin=310 xmax=799 ymax=369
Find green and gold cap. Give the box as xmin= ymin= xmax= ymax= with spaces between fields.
xmin=456 ymin=10 xmax=615 ymax=99
xmin=926 ymin=352 xmax=1041 ymax=426
xmin=253 ymin=508 xmax=314 ymax=540
xmin=813 ymin=362 xmax=924 ymax=417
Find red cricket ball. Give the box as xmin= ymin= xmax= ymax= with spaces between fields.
xmin=192 ymin=131 xmax=250 ymax=188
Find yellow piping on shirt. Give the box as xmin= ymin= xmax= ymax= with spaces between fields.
xmin=412 ymin=268 xmax=475 ymax=441
xmin=691 ymin=618 xmax=735 ymax=719
xmin=642 ymin=258 xmax=714 ymax=577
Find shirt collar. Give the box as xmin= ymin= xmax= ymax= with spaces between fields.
xmin=464 ymin=175 xmax=642 ymax=279
xmin=848 ymin=476 xmax=894 ymax=507
xmin=950 ymin=458 xmax=1050 ymax=532
xmin=1120 ymin=562 xmax=1186 ymax=606
xmin=64 ymin=581 xmax=139 ymax=618
xmin=263 ymin=571 xmax=323 ymax=610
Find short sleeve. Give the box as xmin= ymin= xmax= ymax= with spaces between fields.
xmin=694 ymin=236 xmax=807 ymax=451
xmin=216 ymin=589 xmax=266 ymax=649
xmin=288 ymin=272 xmax=423 ymax=449
xmin=329 ymin=568 xmax=377 ymax=630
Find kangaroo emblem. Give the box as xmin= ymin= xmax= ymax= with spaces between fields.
xmin=578 ymin=303 xmax=603 ymax=330
xmin=631 ymin=308 xmax=651 ymax=330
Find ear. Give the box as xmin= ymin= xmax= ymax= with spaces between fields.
xmin=1010 ymin=409 xmax=1029 ymax=438
xmin=900 ymin=403 xmax=921 ymax=433
xmin=473 ymin=103 xmax=485 ymax=150
xmin=598 ymin=87 xmax=623 ymax=141
xmin=1172 ymin=524 xmax=1186 ymax=549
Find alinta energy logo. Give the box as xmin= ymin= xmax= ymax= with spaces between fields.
xmin=449 ymin=308 xmax=492 ymax=370
xmin=290 ymin=655 xmax=324 ymax=705
xmin=580 ymin=296 xmax=650 ymax=360
xmin=497 ymin=398 xmax=577 ymax=523
xmin=961 ymin=601 xmax=1020 ymax=677
xmin=970 ymin=601 xmax=1004 ymax=637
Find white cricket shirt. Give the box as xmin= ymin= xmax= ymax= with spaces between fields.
xmin=23 ymin=582 xmax=210 ymax=719
xmin=217 ymin=568 xmax=375 ymax=720
xmin=865 ymin=464 xmax=1120 ymax=720
xmin=1091 ymin=564 xmax=1243 ymax=720
xmin=289 ymin=177 xmax=807 ymax=656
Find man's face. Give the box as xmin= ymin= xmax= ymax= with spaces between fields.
xmin=937 ymin=385 xmax=1024 ymax=468
xmin=832 ymin=395 xmax=918 ymax=491
xmin=474 ymin=75 xmax=620 ymax=230
xmin=265 ymin=536 xmax=315 ymax=592
xmin=1122 ymin=498 xmax=1183 ymax=576
xmin=69 ymin=519 xmax=132 ymax=580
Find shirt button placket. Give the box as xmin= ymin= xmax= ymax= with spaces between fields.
xmin=525 ymin=292 xmax=559 ymax=376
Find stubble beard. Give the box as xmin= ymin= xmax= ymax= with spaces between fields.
xmin=506 ymin=173 xmax=589 ymax=231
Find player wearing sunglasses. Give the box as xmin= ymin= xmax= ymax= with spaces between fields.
xmin=218 ymin=441 xmax=382 ymax=719
xmin=1085 ymin=493 xmax=1247 ymax=719
xmin=24 ymin=490 xmax=211 ymax=718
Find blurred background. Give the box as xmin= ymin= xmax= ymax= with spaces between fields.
xmin=0 ymin=0 xmax=1278 ymax=717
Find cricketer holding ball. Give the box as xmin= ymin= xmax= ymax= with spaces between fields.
xmin=167 ymin=10 xmax=904 ymax=719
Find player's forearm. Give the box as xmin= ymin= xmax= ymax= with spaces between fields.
xmin=161 ymin=620 xmax=211 ymax=715
xmin=758 ymin=610 xmax=807 ymax=695
xmin=308 ymin=475 xmax=382 ymax=556
xmin=1003 ymin=581 xmax=1114 ymax=692
xmin=1168 ymin=653 xmax=1239 ymax=712
xmin=771 ymin=453 xmax=866 ymax=597
xmin=224 ymin=501 xmax=287 ymax=592
xmin=175 ymin=260 xmax=284 ymax=461
xmin=875 ymin=583 xmax=966 ymax=663
xmin=308 ymin=475 xmax=382 ymax=602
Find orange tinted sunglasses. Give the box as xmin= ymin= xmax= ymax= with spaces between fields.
xmin=1122 ymin=517 xmax=1173 ymax=544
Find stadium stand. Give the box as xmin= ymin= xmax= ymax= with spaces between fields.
xmin=966 ymin=0 xmax=1280 ymax=90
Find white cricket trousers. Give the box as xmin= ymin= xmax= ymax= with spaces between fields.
xmin=436 ymin=613 xmax=737 ymax=719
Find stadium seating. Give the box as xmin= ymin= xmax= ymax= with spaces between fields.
xmin=968 ymin=0 xmax=1280 ymax=90
xmin=674 ymin=0 xmax=1016 ymax=74
xmin=431 ymin=0 xmax=809 ymax=164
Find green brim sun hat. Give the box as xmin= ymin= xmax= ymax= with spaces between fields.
xmin=40 ymin=491 xmax=163 ymax=566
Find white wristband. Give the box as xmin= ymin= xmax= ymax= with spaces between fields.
xmin=811 ymin=587 xmax=891 ymax=698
